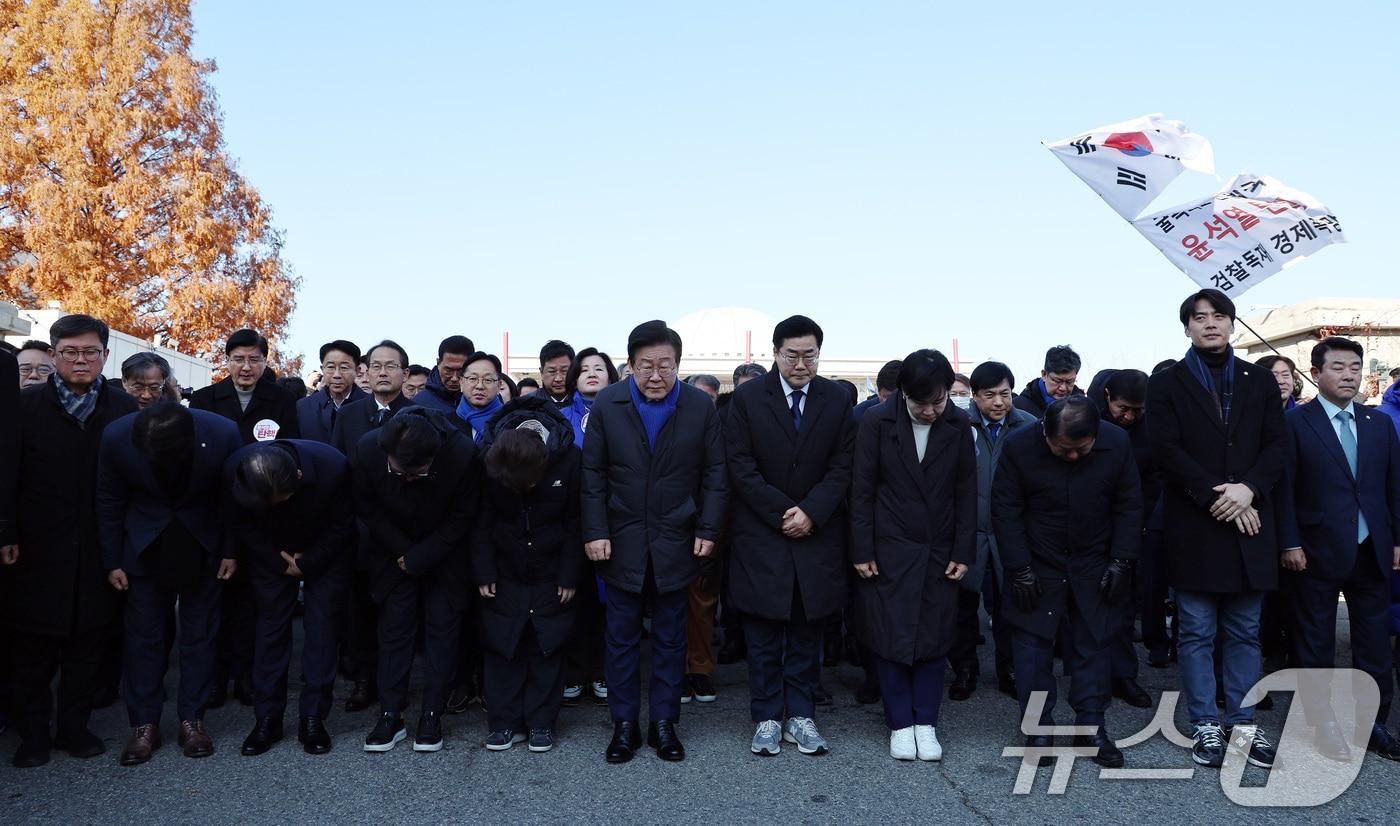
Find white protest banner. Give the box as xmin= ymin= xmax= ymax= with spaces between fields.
xmin=1045 ymin=114 xmax=1215 ymax=220
xmin=1131 ymin=173 xmax=1345 ymax=295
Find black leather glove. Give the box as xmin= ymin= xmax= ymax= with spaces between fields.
xmin=1099 ymin=558 xmax=1135 ymax=605
xmin=1008 ymin=565 xmax=1040 ymax=613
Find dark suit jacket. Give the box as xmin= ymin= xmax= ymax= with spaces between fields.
xmin=224 ymin=439 xmax=353 ymax=581
xmin=97 ymin=409 xmax=243 ymax=573
xmin=849 ymin=395 xmax=976 ymax=664
xmin=724 ymin=372 xmax=855 ymax=622
xmin=1278 ymin=400 xmax=1400 ymax=582
xmin=0 ymin=350 xmax=18 ymax=546
xmin=331 ymin=393 xmax=414 ymax=461
xmin=0 ymin=378 xmax=138 ymax=636
xmin=297 ymin=385 xmax=367 ymax=444
xmin=993 ymin=422 xmax=1142 ymax=644
xmin=581 ymin=379 xmax=728 ymax=596
xmin=352 ymin=407 xmax=479 ymax=604
xmin=190 ymin=376 xmax=301 ymax=445
xmin=1147 ymin=357 xmax=1287 ymax=593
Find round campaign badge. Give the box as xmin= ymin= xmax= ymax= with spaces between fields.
xmin=252 ymin=419 xmax=281 ymax=442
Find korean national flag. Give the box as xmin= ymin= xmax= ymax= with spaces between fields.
xmin=1045 ymin=114 xmax=1215 ymax=220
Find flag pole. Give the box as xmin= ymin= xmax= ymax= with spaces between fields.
xmin=1234 ymin=316 xmax=1319 ymax=391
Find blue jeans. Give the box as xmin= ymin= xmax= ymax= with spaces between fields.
xmin=1175 ymin=589 xmax=1263 ymax=726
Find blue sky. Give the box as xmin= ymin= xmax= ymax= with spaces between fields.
xmin=190 ymin=1 xmax=1397 ymax=382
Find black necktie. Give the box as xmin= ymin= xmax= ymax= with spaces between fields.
xmin=790 ymin=389 xmax=803 ymax=431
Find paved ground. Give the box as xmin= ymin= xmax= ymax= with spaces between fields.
xmin=1 ymin=612 xmax=1394 ymax=825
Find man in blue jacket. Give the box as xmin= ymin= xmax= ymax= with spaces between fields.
xmin=98 ymin=402 xmax=242 ymax=765
xmin=1278 ymin=336 xmax=1400 ymax=762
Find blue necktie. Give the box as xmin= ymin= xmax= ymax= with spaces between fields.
xmin=988 ymin=421 xmax=1002 ymax=443
xmin=790 ymin=389 xmax=803 ymax=431
xmin=1335 ymin=410 xmax=1369 ymax=544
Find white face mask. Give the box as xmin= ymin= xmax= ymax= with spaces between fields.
xmin=951 ymin=396 xmax=972 ymax=411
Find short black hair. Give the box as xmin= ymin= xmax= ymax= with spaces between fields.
xmin=485 ymin=428 xmax=550 ymax=493
xmin=407 ymin=364 xmax=430 ymax=378
xmin=897 ymin=349 xmax=955 ymax=402
xmin=437 ymin=335 xmax=475 ymax=361
xmin=466 ymin=352 xmax=503 ymax=375
xmin=19 ymin=339 xmax=51 ymax=353
xmin=277 ymin=376 xmax=308 ymax=398
xmin=225 ymin=328 xmax=268 ymax=356
xmin=366 ymin=340 xmax=410 ymax=369
xmin=1045 ymin=396 xmax=1100 ymax=440
xmin=969 ymin=361 xmax=1015 ymax=394
xmin=498 ymin=373 xmax=518 ymax=399
xmin=732 ymin=363 xmax=767 ymax=384
xmin=517 ymin=376 xmax=540 ymax=391
xmin=232 ymin=445 xmax=300 ymax=510
xmin=130 ymin=401 xmax=194 ymax=464
xmin=539 ymin=340 xmax=576 ymax=367
xmin=1104 ymin=369 xmax=1148 ymax=404
xmin=1151 ymin=359 xmax=1177 ymax=375
xmin=688 ymin=374 xmax=721 ymax=393
xmin=566 ymin=347 xmax=620 ymax=394
xmin=50 ymin=314 xmax=110 ymax=349
xmin=1311 ymin=336 xmax=1364 ymax=370
xmin=378 ymin=414 xmax=444 ymax=470
xmin=121 ymin=352 xmax=172 ymax=382
xmin=875 ymin=360 xmax=903 ymax=392
xmin=318 ymin=340 xmax=361 ymax=365
xmin=771 ymin=315 xmax=824 ymax=350
xmin=1043 ymin=345 xmax=1081 ymax=376
xmin=1178 ymin=288 xmax=1236 ymax=326
xmin=626 ymin=320 xmax=683 ymax=362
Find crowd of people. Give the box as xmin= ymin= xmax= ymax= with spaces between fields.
xmin=1 ymin=288 xmax=1399 ymax=774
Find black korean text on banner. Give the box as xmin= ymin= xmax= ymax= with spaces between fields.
xmin=1131 ymin=174 xmax=1346 ymax=295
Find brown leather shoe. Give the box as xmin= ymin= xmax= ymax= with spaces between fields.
xmin=179 ymin=720 xmax=215 ymax=759
xmin=120 ymin=724 xmax=161 ymax=766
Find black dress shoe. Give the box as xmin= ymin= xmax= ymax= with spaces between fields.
xmin=1313 ymin=721 xmax=1351 ymax=762
xmin=1112 ymin=678 xmax=1152 ymax=709
xmin=345 ymin=680 xmax=377 ymax=713
xmin=241 ymin=716 xmax=284 ymax=756
xmin=717 ymin=639 xmax=746 ymax=665
xmin=1368 ymin=725 xmax=1400 ymax=761
xmin=949 ymin=669 xmax=977 ymax=701
xmin=606 ymin=720 xmax=641 ymax=764
xmin=12 ymin=740 xmax=50 ymax=768
xmin=299 ymin=717 xmax=332 ymax=755
xmin=207 ymin=680 xmax=228 ymax=710
xmin=998 ymin=673 xmax=1017 ymax=698
xmin=648 ymin=720 xmax=685 ymax=762
xmin=1074 ymin=727 xmax=1124 ymax=768
xmin=53 ymin=728 xmax=105 ymax=759
xmin=1024 ymin=734 xmax=1054 ymax=767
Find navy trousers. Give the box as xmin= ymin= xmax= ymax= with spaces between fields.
xmin=123 ymin=571 xmax=222 ymax=726
xmin=874 ymin=655 xmax=947 ymax=730
xmin=377 ymin=576 xmax=460 ymax=717
xmin=743 ymin=580 xmax=824 ymax=724
xmin=1012 ymin=594 xmax=1111 ymax=728
xmin=604 ymin=577 xmax=688 ymax=724
xmin=251 ymin=568 xmax=346 ymax=720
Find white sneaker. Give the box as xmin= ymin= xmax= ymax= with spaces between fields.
xmin=914 ymin=725 xmax=942 ymax=761
xmin=890 ymin=726 xmax=917 ymax=760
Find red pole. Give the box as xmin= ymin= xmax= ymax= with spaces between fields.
xmin=745 ymin=330 xmax=752 ymax=364
xmin=952 ymin=337 xmax=961 ymax=373
xmin=503 ymin=331 xmax=510 ymax=375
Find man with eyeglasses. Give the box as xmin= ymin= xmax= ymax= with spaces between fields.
xmin=411 ymin=335 xmax=476 ymax=414
xmin=120 ymin=352 xmax=176 ymax=411
xmin=332 ymin=340 xmax=417 ymax=713
xmin=1014 ymin=345 xmax=1085 ymax=420
xmin=455 ymin=352 xmax=505 ymax=443
xmin=225 ymin=438 xmax=353 ymax=757
xmin=352 ymin=408 xmax=479 ymax=753
xmin=296 ymin=340 xmax=366 ymax=444
xmin=539 ymin=340 xmax=576 ymax=408
xmin=583 ymin=320 xmax=727 ymax=764
xmin=190 ymin=328 xmax=301 ymax=709
xmin=2 ymin=314 xmax=138 ymax=768
xmin=725 ymin=315 xmax=855 ymax=757
xmin=16 ymin=340 xmax=54 ymax=389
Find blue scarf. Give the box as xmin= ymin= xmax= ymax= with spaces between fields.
xmin=566 ymin=393 xmax=595 ymax=448
xmin=1037 ymin=378 xmax=1056 ymax=409
xmin=627 ymin=376 xmax=679 ymax=450
xmin=1283 ymin=395 xmax=1298 ymax=412
xmin=55 ymin=374 xmax=103 ymax=426
xmin=1184 ymin=346 xmax=1235 ymax=424
xmin=455 ymin=394 xmax=503 ymax=443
